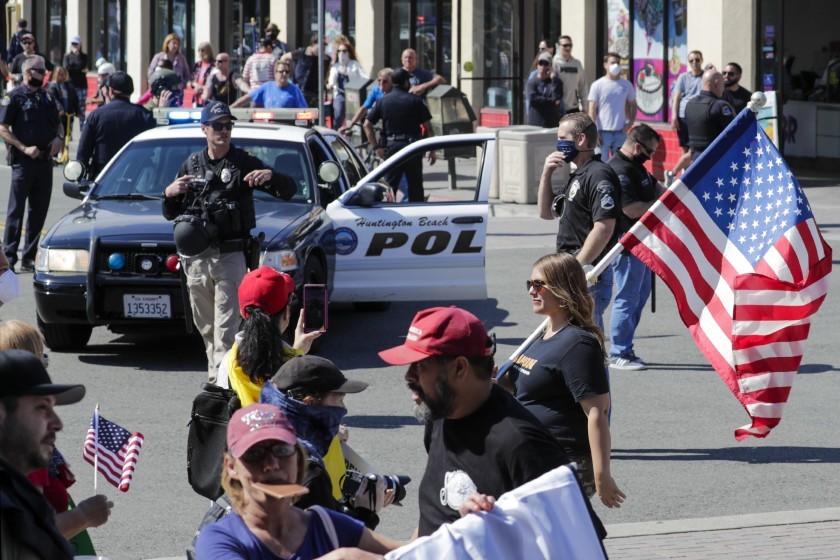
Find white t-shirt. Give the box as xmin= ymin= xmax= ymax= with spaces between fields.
xmin=587 ymin=76 xmax=635 ymax=131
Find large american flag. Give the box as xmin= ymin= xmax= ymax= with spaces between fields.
xmin=621 ymin=108 xmax=832 ymax=440
xmin=83 ymin=410 xmax=144 ymax=492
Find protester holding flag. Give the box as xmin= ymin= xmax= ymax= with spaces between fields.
xmin=0 ymin=321 xmax=112 ymax=552
xmin=195 ymin=403 xmax=400 ymax=558
xmin=498 ymin=254 xmax=624 ymax=508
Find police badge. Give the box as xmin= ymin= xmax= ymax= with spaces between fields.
xmin=220 ymin=168 xmax=232 ymax=183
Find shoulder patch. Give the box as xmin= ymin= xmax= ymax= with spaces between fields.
xmin=618 ymin=174 xmax=631 ymax=188
xmin=722 ymin=104 xmax=733 ymax=116
xmin=1 ymin=96 xmax=10 ymax=106
xmin=596 ymin=179 xmax=616 ymax=194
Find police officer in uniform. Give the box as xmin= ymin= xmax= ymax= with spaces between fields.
xmin=685 ymin=69 xmax=735 ymax=159
xmin=163 ymin=101 xmax=296 ymax=381
xmin=537 ymin=112 xmax=620 ymax=330
xmin=363 ymin=68 xmax=435 ymax=202
xmin=606 ymin=124 xmax=665 ymax=371
xmin=76 ymin=71 xmax=156 ymax=179
xmin=0 ymin=56 xmax=64 ymax=272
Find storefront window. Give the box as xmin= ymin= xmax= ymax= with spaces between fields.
xmin=482 ymin=0 xmax=518 ymax=110
xmin=300 ymin=0 xmax=356 ymax=58
xmin=90 ymin=0 xmax=126 ymax=69
xmin=46 ymin=0 xmax=66 ymax=67
xmin=604 ymin=0 xmax=686 ymax=122
xmin=152 ymin=0 xmax=195 ymax=67
xmin=386 ymin=0 xmax=452 ymax=76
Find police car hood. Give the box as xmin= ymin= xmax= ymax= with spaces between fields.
xmin=44 ymin=199 xmax=309 ymax=247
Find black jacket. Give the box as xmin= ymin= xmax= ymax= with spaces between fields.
xmin=76 ymin=97 xmax=156 ymax=178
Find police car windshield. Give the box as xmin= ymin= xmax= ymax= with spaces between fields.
xmin=92 ymin=138 xmax=313 ymax=203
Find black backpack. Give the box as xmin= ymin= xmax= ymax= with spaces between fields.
xmin=186 ymin=383 xmax=240 ymax=500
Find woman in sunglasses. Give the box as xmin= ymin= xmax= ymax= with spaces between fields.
xmin=195 ymin=403 xmax=399 ymax=559
xmin=328 ymin=36 xmax=368 ymax=130
xmin=499 ymin=253 xmax=625 ymax=509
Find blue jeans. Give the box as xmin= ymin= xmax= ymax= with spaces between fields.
xmin=589 ymin=264 xmax=613 ymax=332
xmin=609 ymin=252 xmax=652 ymax=358
xmin=600 ymin=129 xmax=626 ymax=159
xmin=75 ymin=87 xmax=88 ymax=126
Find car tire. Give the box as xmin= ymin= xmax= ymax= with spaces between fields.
xmin=353 ymin=301 xmax=391 ymax=312
xmin=37 ymin=317 xmax=93 ymax=351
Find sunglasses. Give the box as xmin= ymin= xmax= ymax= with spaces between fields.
xmin=275 ymin=69 xmax=290 ymax=74
xmin=526 ymin=279 xmax=547 ymax=291
xmin=378 ymin=78 xmax=390 ymax=83
xmin=538 ymin=61 xmax=550 ymax=66
xmin=215 ymin=59 xmax=229 ymax=63
xmin=241 ymin=443 xmax=296 ymax=463
xmin=560 ymin=43 xmax=573 ymax=48
xmin=22 ymin=40 xmax=34 ymax=45
xmin=637 ymin=141 xmax=656 ymax=156
xmin=209 ymin=121 xmax=234 ymax=131
xmin=688 ymin=58 xmax=701 ymax=63
xmin=722 ymin=71 xmax=739 ymax=76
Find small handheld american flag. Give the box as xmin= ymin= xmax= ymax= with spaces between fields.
xmin=83 ymin=408 xmax=144 ymax=492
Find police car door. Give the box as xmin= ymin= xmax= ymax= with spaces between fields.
xmin=326 ymin=134 xmax=494 ymax=302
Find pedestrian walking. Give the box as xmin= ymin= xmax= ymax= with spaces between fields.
xmin=146 ymin=33 xmax=191 ymax=93
xmin=62 ymin=35 xmax=89 ymax=128
xmin=328 ymin=36 xmax=368 ymax=129
xmin=192 ymin=42 xmax=215 ymax=107
xmin=669 ymin=50 xmax=705 ymax=178
xmin=0 ymin=56 xmax=64 ymax=273
xmin=587 ymin=52 xmax=636 ymax=158
xmin=9 ymin=33 xmax=53 ymax=84
xmin=231 ymin=59 xmax=306 ymax=109
xmin=552 ymin=35 xmax=588 ymax=114
xmin=292 ymin=33 xmax=331 ymax=108
xmin=722 ymin=62 xmax=752 ymax=113
xmin=47 ymin=67 xmax=80 ymax=122
xmin=203 ymin=52 xmax=240 ymax=106
xmin=264 ymin=22 xmax=290 ymax=59
xmin=6 ymin=19 xmax=30 ymax=64
xmin=524 ymin=39 xmax=555 ymax=115
xmin=526 ymin=52 xmax=564 ymax=127
xmin=685 ymin=69 xmax=735 ymax=158
xmin=239 ymin=37 xmax=276 ymax=94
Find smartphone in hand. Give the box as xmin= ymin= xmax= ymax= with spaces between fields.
xmin=303 ymin=284 xmax=328 ymax=333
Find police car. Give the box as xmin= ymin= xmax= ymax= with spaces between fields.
xmin=34 ymin=107 xmax=495 ymax=350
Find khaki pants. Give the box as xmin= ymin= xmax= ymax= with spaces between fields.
xmin=184 ymin=249 xmax=246 ymax=382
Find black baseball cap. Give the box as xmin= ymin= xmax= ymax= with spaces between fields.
xmin=271 ymin=356 xmax=368 ymax=394
xmin=0 ymin=350 xmax=85 ymax=405
xmin=201 ymin=100 xmax=237 ymax=124
xmin=107 ymin=71 xmax=134 ymax=95
xmin=391 ymin=68 xmax=409 ymax=88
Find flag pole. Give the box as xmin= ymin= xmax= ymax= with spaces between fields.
xmin=93 ymin=403 xmax=99 ymax=493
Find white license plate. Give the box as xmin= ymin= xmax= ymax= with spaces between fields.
xmin=123 ymin=294 xmax=171 ymax=319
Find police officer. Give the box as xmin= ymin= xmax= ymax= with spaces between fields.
xmin=76 ymin=71 xmax=156 ymax=179
xmin=0 ymin=55 xmax=64 ymax=272
xmin=162 ymin=101 xmax=296 ymax=382
xmin=685 ymin=69 xmax=735 ymax=159
xmin=607 ymin=124 xmax=665 ymax=371
xmin=537 ymin=112 xmax=621 ymax=330
xmin=363 ymin=68 xmax=435 ymax=202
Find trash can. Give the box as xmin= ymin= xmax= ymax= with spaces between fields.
xmin=497 ymin=126 xmax=568 ymax=204
xmin=344 ymin=76 xmax=374 ymax=144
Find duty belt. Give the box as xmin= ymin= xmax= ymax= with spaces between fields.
xmin=386 ymin=134 xmax=419 ymax=142
xmin=218 ymin=239 xmax=246 ymax=253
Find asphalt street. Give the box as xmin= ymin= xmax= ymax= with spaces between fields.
xmin=1 ymin=162 xmax=839 ymax=559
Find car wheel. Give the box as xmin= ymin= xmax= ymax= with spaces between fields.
xmin=37 ymin=316 xmax=93 ymax=351
xmin=353 ymin=301 xmax=391 ymax=312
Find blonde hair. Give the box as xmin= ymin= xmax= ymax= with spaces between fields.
xmin=161 ymin=33 xmax=181 ymax=54
xmin=220 ymin=443 xmax=308 ymax=512
xmin=0 ymin=320 xmax=45 ymax=356
xmin=533 ymin=253 xmax=606 ymax=354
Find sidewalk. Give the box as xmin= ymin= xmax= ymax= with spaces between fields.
xmin=145 ymin=508 xmax=840 ymax=560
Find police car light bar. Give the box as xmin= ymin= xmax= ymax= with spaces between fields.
xmin=152 ymin=107 xmax=318 ymax=127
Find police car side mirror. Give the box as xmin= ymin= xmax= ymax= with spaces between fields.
xmin=64 ymin=160 xmax=86 ymax=182
xmin=63 ymin=180 xmax=90 ymax=200
xmin=318 ymin=161 xmax=341 ymax=184
xmin=351 ymin=183 xmax=386 ymax=207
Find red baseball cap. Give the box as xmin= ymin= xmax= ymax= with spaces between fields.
xmin=238 ymin=266 xmax=295 ymax=318
xmin=227 ymin=403 xmax=297 ymax=458
xmin=378 ymin=306 xmax=491 ymax=365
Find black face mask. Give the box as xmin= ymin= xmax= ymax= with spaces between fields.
xmin=28 ymin=76 xmax=43 ymax=88
xmin=634 ymin=152 xmax=651 ymax=165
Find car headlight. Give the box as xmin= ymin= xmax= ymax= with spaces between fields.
xmin=35 ymin=248 xmax=90 ymax=273
xmin=261 ymin=249 xmax=298 ymax=272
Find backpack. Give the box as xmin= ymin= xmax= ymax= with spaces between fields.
xmin=186 ymin=383 xmax=241 ymax=500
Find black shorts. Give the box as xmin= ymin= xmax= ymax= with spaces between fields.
xmin=677 ymin=117 xmax=690 ymax=148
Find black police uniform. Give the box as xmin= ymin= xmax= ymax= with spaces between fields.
xmin=163 ymin=144 xmax=297 ymax=249
xmin=554 ymin=155 xmax=621 ymax=262
xmin=685 ymin=90 xmax=735 ymax=157
xmin=76 ymin=97 xmax=156 ymax=178
xmin=1 ymin=85 xmax=62 ymax=267
xmin=365 ymin=87 xmax=432 ymax=202
xmin=608 ymin=151 xmax=657 ymax=242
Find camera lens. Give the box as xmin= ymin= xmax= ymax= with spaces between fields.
xmin=383 ymin=474 xmax=411 ymax=504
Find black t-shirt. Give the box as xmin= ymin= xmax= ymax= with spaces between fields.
xmin=554 ymin=155 xmax=621 ymax=261
xmin=418 ymin=384 xmax=572 ymax=537
xmin=10 ymin=52 xmax=54 ymax=75
xmin=526 ymin=74 xmax=564 ymax=127
xmin=366 ymin=88 xmax=432 ymax=139
xmin=608 ymin=151 xmax=658 ymax=237
xmin=63 ymin=51 xmax=89 ymax=89
xmin=407 ymin=67 xmax=435 ymax=88
xmin=508 ymin=326 xmax=610 ymax=454
xmin=724 ymin=86 xmax=752 ymax=114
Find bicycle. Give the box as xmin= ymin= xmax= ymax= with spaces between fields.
xmin=344 ymin=123 xmax=383 ymax=170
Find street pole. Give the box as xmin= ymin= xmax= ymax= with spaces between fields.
xmin=317 ymin=0 xmax=325 ymax=127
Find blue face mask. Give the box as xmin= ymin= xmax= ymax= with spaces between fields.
xmin=555 ymin=139 xmax=579 ymax=161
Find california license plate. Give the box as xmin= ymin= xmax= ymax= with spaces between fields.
xmin=123 ymin=294 xmax=171 ymax=319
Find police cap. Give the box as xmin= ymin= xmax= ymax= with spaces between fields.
xmin=391 ymin=68 xmax=409 ymax=88
xmin=107 ymin=71 xmax=134 ymax=95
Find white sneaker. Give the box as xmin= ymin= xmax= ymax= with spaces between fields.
xmin=610 ymin=354 xmax=647 ymax=371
